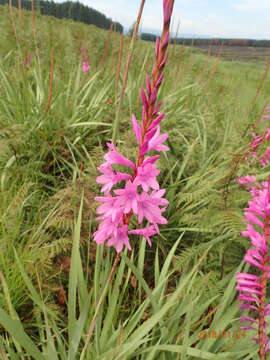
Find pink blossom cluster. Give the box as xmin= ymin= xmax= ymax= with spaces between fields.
xmin=236 ymin=176 xmax=270 ymax=353
xmin=93 ymin=128 xmax=169 ymax=253
xmin=93 ymin=0 xmax=174 ymax=253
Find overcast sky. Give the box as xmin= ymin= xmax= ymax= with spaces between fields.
xmin=69 ymin=0 xmax=270 ymax=39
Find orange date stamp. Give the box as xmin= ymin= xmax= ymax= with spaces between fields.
xmin=198 ymin=329 xmax=246 ymax=340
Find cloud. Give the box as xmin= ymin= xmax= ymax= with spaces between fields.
xmin=234 ymin=0 xmax=270 ymax=11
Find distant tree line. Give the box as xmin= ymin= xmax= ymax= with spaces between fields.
xmin=141 ymin=33 xmax=270 ymax=48
xmin=0 ymin=0 xmax=123 ymax=33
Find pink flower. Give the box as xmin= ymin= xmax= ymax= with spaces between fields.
xmin=95 ymin=194 xmax=123 ymax=222
xmin=129 ymin=225 xmax=159 ymax=246
xmin=132 ymin=114 xmax=141 ymax=144
xmin=82 ymin=60 xmax=90 ymax=73
xmin=93 ymin=212 xmax=122 ymax=245
xmin=107 ymin=225 xmax=131 ymax=253
xmin=104 ymin=143 xmax=136 ymax=169
xmin=134 ymin=163 xmax=160 ymax=191
xmin=96 ymin=163 xmax=131 ymax=193
xmin=237 ymin=176 xmax=256 ymax=185
xmin=114 ymin=181 xmax=139 ymax=214
xmin=147 ymin=126 xmax=169 ymax=152
xmin=137 ymin=191 xmax=168 ymax=225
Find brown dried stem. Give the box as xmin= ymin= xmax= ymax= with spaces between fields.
xmin=202 ymin=43 xmax=223 ymax=96
xmin=248 ymin=60 xmax=270 ymax=116
xmin=100 ymin=23 xmax=113 ymax=69
xmin=8 ymin=0 xmax=18 ymax=43
xmin=45 ymin=48 xmax=55 ymax=114
xmin=115 ymin=34 xmax=123 ymax=96
xmin=18 ymin=0 xmax=22 ymax=29
xmin=177 ymin=42 xmax=185 ymax=80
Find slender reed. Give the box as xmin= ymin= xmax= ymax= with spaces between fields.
xmin=115 ymin=34 xmax=123 ymax=96
xmin=18 ymin=0 xmax=22 ymax=30
xmin=248 ymin=60 xmax=270 ymax=116
xmin=112 ymin=0 xmax=146 ymax=142
xmin=198 ymin=46 xmax=211 ymax=85
xmin=177 ymin=41 xmax=185 ymax=79
xmin=45 ymin=48 xmax=55 ymax=114
xmin=31 ymin=0 xmax=35 ymax=39
xmin=99 ymin=23 xmax=113 ymax=69
xmin=172 ymin=19 xmax=180 ymax=58
xmin=8 ymin=0 xmax=18 ymax=43
xmin=202 ymin=42 xmax=223 ymax=96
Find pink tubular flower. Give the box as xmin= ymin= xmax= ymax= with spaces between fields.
xmin=114 ymin=181 xmax=139 ymax=214
xmin=236 ymin=176 xmax=270 ymax=356
xmin=93 ymin=0 xmax=175 ymax=253
xmin=134 ymin=163 xmax=160 ymax=192
xmin=104 ymin=143 xmax=136 ymax=169
xmin=96 ymin=163 xmax=131 ymax=193
xmin=82 ymin=60 xmax=90 ymax=73
xmin=129 ymin=225 xmax=159 ymax=246
xmin=137 ymin=191 xmax=168 ymax=225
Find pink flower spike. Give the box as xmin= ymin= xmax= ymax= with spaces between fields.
xmin=104 ymin=143 xmax=136 ymax=169
xmin=114 ymin=181 xmax=139 ymax=214
xmin=263 ymin=115 xmax=270 ymax=121
xmin=148 ymin=126 xmax=169 ymax=152
xmin=134 ymin=163 xmax=160 ymax=192
xmin=132 ymin=114 xmax=141 ymax=144
xmin=129 ymin=225 xmax=159 ymax=246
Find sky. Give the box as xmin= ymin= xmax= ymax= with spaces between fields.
xmin=75 ymin=0 xmax=270 ymax=39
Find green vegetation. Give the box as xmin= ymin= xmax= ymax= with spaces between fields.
xmin=0 ymin=4 xmax=269 ymax=359
xmin=0 ymin=0 xmax=123 ymax=32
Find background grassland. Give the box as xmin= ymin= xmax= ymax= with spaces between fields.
xmin=0 ymin=4 xmax=269 ymax=359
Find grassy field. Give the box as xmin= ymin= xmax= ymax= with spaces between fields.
xmin=0 ymin=3 xmax=270 ymax=359
xmin=195 ymin=44 xmax=270 ymax=64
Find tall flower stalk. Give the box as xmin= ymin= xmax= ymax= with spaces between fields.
xmin=237 ymin=119 xmax=270 ymax=359
xmin=93 ymin=0 xmax=175 ymax=253
xmin=79 ymin=2 xmax=175 ymax=357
